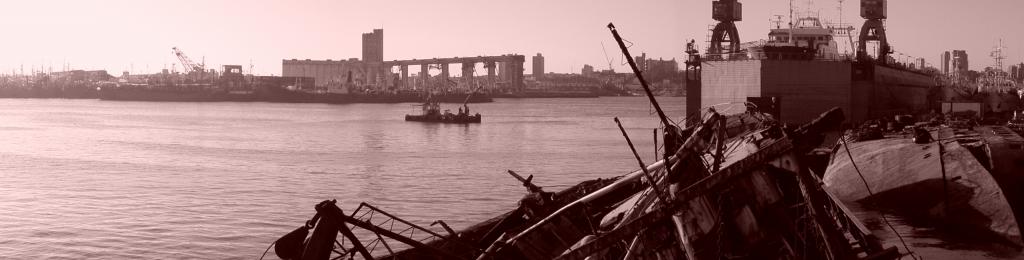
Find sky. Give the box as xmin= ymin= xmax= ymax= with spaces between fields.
xmin=0 ymin=0 xmax=1020 ymax=76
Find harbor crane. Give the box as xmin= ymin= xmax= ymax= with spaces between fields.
xmin=601 ymin=42 xmax=614 ymax=72
xmin=172 ymin=47 xmax=204 ymax=74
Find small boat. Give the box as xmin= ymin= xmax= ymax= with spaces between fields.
xmin=405 ymin=87 xmax=482 ymax=124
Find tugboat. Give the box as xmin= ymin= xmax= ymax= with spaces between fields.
xmin=404 ymin=87 xmax=482 ymax=123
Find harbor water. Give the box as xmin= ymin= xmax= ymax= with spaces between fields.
xmin=0 ymin=98 xmax=1019 ymax=259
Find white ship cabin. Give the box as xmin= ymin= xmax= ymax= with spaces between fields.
xmin=746 ymin=17 xmax=842 ymax=60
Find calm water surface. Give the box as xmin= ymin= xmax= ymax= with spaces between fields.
xmin=0 ymin=97 xmax=1019 ymax=259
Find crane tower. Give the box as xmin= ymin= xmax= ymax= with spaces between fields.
xmin=709 ymin=0 xmax=742 ymax=59
xmin=856 ymin=0 xmax=891 ymax=64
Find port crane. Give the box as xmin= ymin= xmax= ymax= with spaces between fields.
xmin=172 ymin=47 xmax=204 ymax=74
xmin=601 ymin=42 xmax=615 ymax=72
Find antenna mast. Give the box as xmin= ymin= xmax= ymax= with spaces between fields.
xmin=788 ymin=0 xmax=794 ymax=44
xmin=992 ymin=38 xmax=1006 ymax=71
xmin=838 ymin=0 xmax=844 ymax=26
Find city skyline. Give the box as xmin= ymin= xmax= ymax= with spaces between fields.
xmin=0 ymin=0 xmax=1020 ymax=76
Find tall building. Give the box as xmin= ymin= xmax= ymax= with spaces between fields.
xmin=634 ymin=53 xmax=648 ymax=71
xmin=362 ymin=29 xmax=384 ymax=63
xmin=951 ymin=50 xmax=969 ymax=74
xmin=941 ymin=51 xmax=950 ymax=75
xmin=1011 ymin=64 xmax=1020 ymax=82
xmin=533 ymin=53 xmax=545 ymax=79
xmin=1011 ymin=63 xmax=1024 ymax=83
xmin=915 ymin=58 xmax=926 ymax=71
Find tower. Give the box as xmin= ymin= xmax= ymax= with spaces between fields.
xmin=709 ymin=0 xmax=742 ymax=59
xmin=941 ymin=51 xmax=950 ymax=75
xmin=532 ymin=53 xmax=545 ymax=80
xmin=361 ymin=29 xmax=384 ymax=63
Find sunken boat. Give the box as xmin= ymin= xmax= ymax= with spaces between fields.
xmin=823 ymin=116 xmax=1024 ymax=245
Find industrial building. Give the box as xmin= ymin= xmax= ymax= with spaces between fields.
xmin=283 ymin=29 xmax=526 ymax=92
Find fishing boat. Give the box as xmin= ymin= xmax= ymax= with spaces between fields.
xmin=405 ymin=87 xmax=483 ymax=124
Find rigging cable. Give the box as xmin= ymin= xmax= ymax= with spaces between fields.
xmin=839 ymin=135 xmax=920 ymax=260
xmin=257 ymin=241 xmax=275 ymax=260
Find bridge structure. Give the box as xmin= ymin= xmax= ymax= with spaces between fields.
xmin=383 ymin=54 xmax=525 ymax=91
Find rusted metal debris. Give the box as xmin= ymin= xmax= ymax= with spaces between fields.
xmin=274 ymin=106 xmax=899 ymax=260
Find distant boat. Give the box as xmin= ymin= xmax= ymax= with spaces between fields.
xmin=405 ymin=87 xmax=482 ymax=124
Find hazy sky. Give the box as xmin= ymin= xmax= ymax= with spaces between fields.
xmin=0 ymin=0 xmax=1020 ymax=76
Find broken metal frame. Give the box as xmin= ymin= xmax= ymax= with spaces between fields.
xmin=556 ymin=108 xmax=895 ymax=260
xmin=299 ymin=200 xmax=470 ymax=260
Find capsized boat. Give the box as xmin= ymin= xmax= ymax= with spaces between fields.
xmin=823 ymin=118 xmax=1024 ymax=245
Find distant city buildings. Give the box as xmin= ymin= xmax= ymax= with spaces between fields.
xmin=952 ymin=50 xmax=969 ymax=74
xmin=533 ymin=53 xmax=545 ymax=80
xmin=633 ymin=52 xmax=680 ymax=83
xmin=283 ymin=29 xmax=526 ymax=92
xmin=1011 ymin=63 xmax=1024 ymax=83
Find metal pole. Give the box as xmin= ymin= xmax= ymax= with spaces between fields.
xmin=615 ymin=117 xmax=668 ymax=204
xmin=654 ymin=128 xmax=659 ymax=159
xmin=607 ymin=23 xmax=672 ymax=129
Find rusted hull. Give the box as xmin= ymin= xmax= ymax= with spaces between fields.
xmin=824 ymin=127 xmax=1022 ymax=245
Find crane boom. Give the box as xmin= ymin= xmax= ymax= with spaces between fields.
xmin=601 ymin=42 xmax=614 ymax=72
xmin=172 ymin=47 xmax=204 ymax=74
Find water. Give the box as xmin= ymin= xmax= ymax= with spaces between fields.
xmin=0 ymin=98 xmax=1018 ymax=259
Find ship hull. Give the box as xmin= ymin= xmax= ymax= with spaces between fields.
xmin=404 ymin=113 xmax=481 ymax=123
xmin=823 ymin=128 xmax=1021 ymax=245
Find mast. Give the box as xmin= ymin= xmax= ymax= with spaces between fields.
xmin=789 ymin=0 xmax=794 ymax=44
xmin=607 ymin=23 xmax=673 ymax=128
